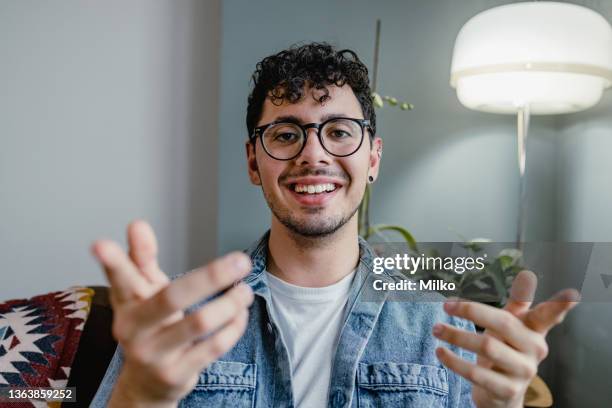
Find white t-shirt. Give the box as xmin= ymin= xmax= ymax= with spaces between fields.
xmin=265 ymin=270 xmax=356 ymax=408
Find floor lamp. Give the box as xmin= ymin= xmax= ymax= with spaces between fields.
xmin=449 ymin=1 xmax=612 ymax=250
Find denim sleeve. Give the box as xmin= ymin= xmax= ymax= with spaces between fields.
xmin=90 ymin=345 xmax=125 ymax=407
xmin=456 ymin=318 xmax=477 ymax=408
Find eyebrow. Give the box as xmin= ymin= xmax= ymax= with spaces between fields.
xmin=272 ymin=113 xmax=353 ymax=124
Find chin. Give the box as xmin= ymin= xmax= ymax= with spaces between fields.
xmin=284 ymin=221 xmax=345 ymax=238
xmin=277 ymin=206 xmax=359 ymax=237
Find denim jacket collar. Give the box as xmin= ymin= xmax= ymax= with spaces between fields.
xmin=241 ymin=229 xmax=394 ymax=289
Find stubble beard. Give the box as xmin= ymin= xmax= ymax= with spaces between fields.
xmin=263 ymin=185 xmax=361 ymax=238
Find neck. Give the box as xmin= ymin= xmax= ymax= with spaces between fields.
xmin=267 ymin=216 xmax=360 ymax=287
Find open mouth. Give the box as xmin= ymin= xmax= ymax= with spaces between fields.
xmin=285 ymin=182 xmax=342 ymax=206
xmin=289 ymin=183 xmax=339 ymax=195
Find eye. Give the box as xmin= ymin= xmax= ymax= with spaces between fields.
xmin=330 ymin=130 xmax=352 ymax=139
xmin=274 ymin=132 xmax=299 ymax=142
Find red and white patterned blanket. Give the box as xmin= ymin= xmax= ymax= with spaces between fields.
xmin=0 ymin=287 xmax=93 ymax=408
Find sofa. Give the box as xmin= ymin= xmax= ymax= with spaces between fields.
xmin=0 ymin=286 xmax=116 ymax=407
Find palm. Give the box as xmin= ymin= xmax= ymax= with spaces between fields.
xmin=470 ymin=271 xmax=578 ymax=408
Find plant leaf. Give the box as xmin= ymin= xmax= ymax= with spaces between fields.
xmin=368 ymin=224 xmax=418 ymax=252
xmin=372 ymin=92 xmax=384 ymax=108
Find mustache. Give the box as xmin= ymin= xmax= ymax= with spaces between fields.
xmin=280 ymin=168 xmax=350 ymax=183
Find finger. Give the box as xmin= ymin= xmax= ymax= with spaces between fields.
xmin=444 ymin=299 xmax=536 ymax=355
xmin=433 ymin=323 xmax=536 ymax=378
xmin=505 ymin=270 xmax=537 ymax=315
xmin=524 ymin=288 xmax=580 ymax=334
xmin=151 ymin=283 xmax=254 ymax=355
xmin=132 ymin=251 xmax=252 ymax=329
xmin=177 ymin=308 xmax=250 ymax=377
xmin=127 ymin=220 xmax=168 ymax=285
xmin=436 ymin=347 xmax=524 ymax=401
xmin=91 ymin=239 xmax=148 ymax=303
xmin=476 ymin=353 xmax=495 ymax=370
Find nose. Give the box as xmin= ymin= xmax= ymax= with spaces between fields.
xmin=295 ymin=128 xmax=331 ymax=165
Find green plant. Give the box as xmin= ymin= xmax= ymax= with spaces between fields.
xmin=363 ymin=222 xmax=524 ymax=307
xmin=415 ymin=239 xmax=523 ymax=306
xmin=371 ymin=92 xmax=414 ymax=111
xmin=360 ymin=94 xmax=521 ymax=306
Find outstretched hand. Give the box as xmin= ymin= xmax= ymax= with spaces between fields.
xmin=432 ymin=270 xmax=580 ymax=408
xmin=91 ymin=220 xmax=254 ymax=408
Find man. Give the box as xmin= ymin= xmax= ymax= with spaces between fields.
xmin=90 ymin=43 xmax=579 ymax=407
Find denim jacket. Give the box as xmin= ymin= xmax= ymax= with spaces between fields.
xmin=92 ymin=230 xmax=476 ymax=407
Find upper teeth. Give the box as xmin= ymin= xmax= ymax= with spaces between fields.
xmin=293 ymin=183 xmax=337 ymax=194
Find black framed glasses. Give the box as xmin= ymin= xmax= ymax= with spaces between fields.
xmin=250 ymin=117 xmax=372 ymax=161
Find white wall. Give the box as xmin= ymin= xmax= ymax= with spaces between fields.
xmin=0 ymin=0 xmax=220 ymax=299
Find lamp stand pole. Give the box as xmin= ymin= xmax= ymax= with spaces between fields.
xmin=516 ymin=104 xmax=530 ymax=250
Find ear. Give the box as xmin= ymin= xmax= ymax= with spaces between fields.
xmin=368 ymin=136 xmax=383 ymax=182
xmin=246 ymin=140 xmax=262 ymax=185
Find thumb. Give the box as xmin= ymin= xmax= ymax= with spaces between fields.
xmin=504 ymin=270 xmax=538 ymax=316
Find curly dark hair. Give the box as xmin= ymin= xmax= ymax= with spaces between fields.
xmin=246 ymin=42 xmax=376 ymax=142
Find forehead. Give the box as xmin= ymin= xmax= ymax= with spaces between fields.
xmin=258 ymin=84 xmax=363 ymax=125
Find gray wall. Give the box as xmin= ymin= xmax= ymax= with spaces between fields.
xmin=551 ymin=90 xmax=612 ymax=407
xmin=551 ymin=3 xmax=612 ymax=407
xmin=0 ymin=0 xmax=220 ymax=299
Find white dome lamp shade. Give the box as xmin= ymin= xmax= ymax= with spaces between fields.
xmin=449 ymin=2 xmax=612 ymax=248
xmin=450 ymin=2 xmax=612 ymax=115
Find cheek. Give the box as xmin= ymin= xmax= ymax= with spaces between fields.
xmin=341 ymin=161 xmax=369 ymax=201
xmin=344 ymin=154 xmax=370 ymax=184
xmin=258 ymin=160 xmax=284 ymax=189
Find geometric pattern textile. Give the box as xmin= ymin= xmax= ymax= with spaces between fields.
xmin=0 ymin=287 xmax=93 ymax=408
